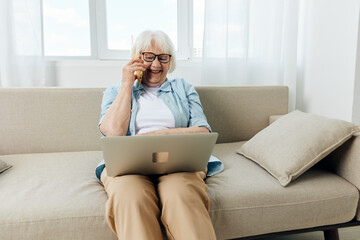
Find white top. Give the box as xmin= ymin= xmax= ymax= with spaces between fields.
xmin=135 ymin=85 xmax=175 ymax=134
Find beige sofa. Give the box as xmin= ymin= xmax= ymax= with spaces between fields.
xmin=0 ymin=86 xmax=359 ymax=240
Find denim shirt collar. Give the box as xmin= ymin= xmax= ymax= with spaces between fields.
xmin=133 ymin=80 xmax=144 ymax=92
xmin=133 ymin=78 xmax=172 ymax=97
xmin=158 ymin=79 xmax=172 ymax=92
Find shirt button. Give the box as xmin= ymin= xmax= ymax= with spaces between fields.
xmin=130 ymin=129 xmax=133 ymax=132
xmin=131 ymin=109 xmax=134 ymax=112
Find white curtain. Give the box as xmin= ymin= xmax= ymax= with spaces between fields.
xmin=0 ymin=0 xmax=45 ymax=87
xmin=201 ymin=0 xmax=299 ymax=110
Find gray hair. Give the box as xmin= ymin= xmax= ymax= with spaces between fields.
xmin=130 ymin=30 xmax=176 ymax=73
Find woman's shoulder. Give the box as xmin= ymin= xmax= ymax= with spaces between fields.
xmin=104 ymin=80 xmax=121 ymax=93
xmin=168 ymin=78 xmax=193 ymax=90
xmin=105 ymin=79 xmax=139 ymax=94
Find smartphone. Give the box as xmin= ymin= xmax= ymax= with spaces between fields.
xmin=135 ymin=70 xmax=143 ymax=84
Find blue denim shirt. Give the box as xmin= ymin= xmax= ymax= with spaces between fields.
xmin=95 ymin=78 xmax=224 ymax=184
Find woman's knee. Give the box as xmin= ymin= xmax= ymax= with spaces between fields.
xmin=106 ymin=175 xmax=158 ymax=209
xmin=158 ymin=172 xmax=209 ymax=207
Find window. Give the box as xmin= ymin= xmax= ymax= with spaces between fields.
xmin=105 ymin=1 xmax=178 ymax=50
xmin=96 ymin=0 xmax=188 ymax=59
xmin=193 ymin=0 xmax=205 ymax=57
xmin=42 ymin=0 xmax=204 ymax=60
xmin=42 ymin=0 xmax=91 ymax=56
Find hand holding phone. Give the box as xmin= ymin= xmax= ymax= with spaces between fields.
xmin=135 ymin=70 xmax=143 ymax=84
xmin=134 ymin=54 xmax=143 ymax=84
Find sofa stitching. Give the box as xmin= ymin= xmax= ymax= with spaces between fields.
xmin=2 ymin=195 xmax=358 ymax=223
xmin=0 ymin=215 xmax=106 ymax=226
xmin=209 ymin=193 xmax=359 ymax=212
xmin=292 ymin=131 xmax=359 ymax=181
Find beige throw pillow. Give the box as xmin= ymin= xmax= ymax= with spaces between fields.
xmin=0 ymin=159 xmax=12 ymax=174
xmin=237 ymin=110 xmax=360 ymax=187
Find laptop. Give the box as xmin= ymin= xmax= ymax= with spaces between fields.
xmin=101 ymin=132 xmax=218 ymax=177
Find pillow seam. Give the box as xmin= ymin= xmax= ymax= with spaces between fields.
xmin=239 ymin=128 xmax=360 ymax=187
xmin=289 ymin=129 xmax=360 ymax=183
xmin=0 ymin=165 xmax=12 ymax=174
xmin=238 ymin=150 xmax=284 ymax=185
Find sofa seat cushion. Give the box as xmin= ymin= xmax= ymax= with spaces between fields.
xmin=0 ymin=151 xmax=116 ymax=240
xmin=1 ymin=147 xmax=359 ymax=240
xmin=207 ymin=142 xmax=360 ymax=240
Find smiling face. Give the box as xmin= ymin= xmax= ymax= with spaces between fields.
xmin=141 ymin=43 xmax=170 ymax=87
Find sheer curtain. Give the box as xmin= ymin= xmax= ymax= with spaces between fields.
xmin=201 ymin=0 xmax=299 ymax=110
xmin=0 ymin=0 xmax=45 ymax=87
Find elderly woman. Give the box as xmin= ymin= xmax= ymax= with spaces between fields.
xmin=95 ymin=30 xmax=222 ymax=240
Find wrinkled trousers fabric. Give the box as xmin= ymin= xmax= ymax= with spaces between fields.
xmin=101 ymin=168 xmax=217 ymax=240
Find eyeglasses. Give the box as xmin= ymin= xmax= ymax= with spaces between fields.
xmin=141 ymin=52 xmax=171 ymax=63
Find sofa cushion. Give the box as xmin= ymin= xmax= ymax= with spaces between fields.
xmin=196 ymin=86 xmax=289 ymax=143
xmin=0 ymin=151 xmax=116 ymax=240
xmin=208 ymin=142 xmax=359 ymax=240
xmin=0 ymin=88 xmax=105 ymax=156
xmin=237 ymin=110 xmax=360 ymax=186
xmin=0 ymin=147 xmax=359 ymax=240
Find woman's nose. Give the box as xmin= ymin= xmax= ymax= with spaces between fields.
xmin=151 ymin=57 xmax=161 ymax=67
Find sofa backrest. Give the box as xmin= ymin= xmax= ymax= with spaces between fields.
xmin=0 ymin=88 xmax=105 ymax=155
xmin=196 ymin=86 xmax=288 ymax=143
xmin=0 ymin=86 xmax=288 ymax=155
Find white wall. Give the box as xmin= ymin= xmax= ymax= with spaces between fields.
xmin=296 ymin=0 xmax=360 ymax=122
xmin=47 ymin=0 xmax=360 ymax=123
xmin=352 ymin=6 xmax=360 ymax=125
xmin=46 ymin=60 xmax=202 ymax=88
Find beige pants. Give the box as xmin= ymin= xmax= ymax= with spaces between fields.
xmin=101 ymin=168 xmax=217 ymax=240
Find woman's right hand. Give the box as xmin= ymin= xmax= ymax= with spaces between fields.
xmin=122 ymin=58 xmax=146 ymax=86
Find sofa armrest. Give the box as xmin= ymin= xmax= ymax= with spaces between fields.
xmin=325 ymin=132 xmax=360 ymax=220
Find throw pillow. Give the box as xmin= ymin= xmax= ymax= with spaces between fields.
xmin=0 ymin=159 xmax=12 ymax=174
xmin=237 ymin=110 xmax=360 ymax=187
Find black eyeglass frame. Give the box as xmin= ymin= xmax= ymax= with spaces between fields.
xmin=141 ymin=52 xmax=172 ymax=63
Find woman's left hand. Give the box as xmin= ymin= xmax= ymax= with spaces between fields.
xmin=136 ymin=127 xmax=209 ymax=136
